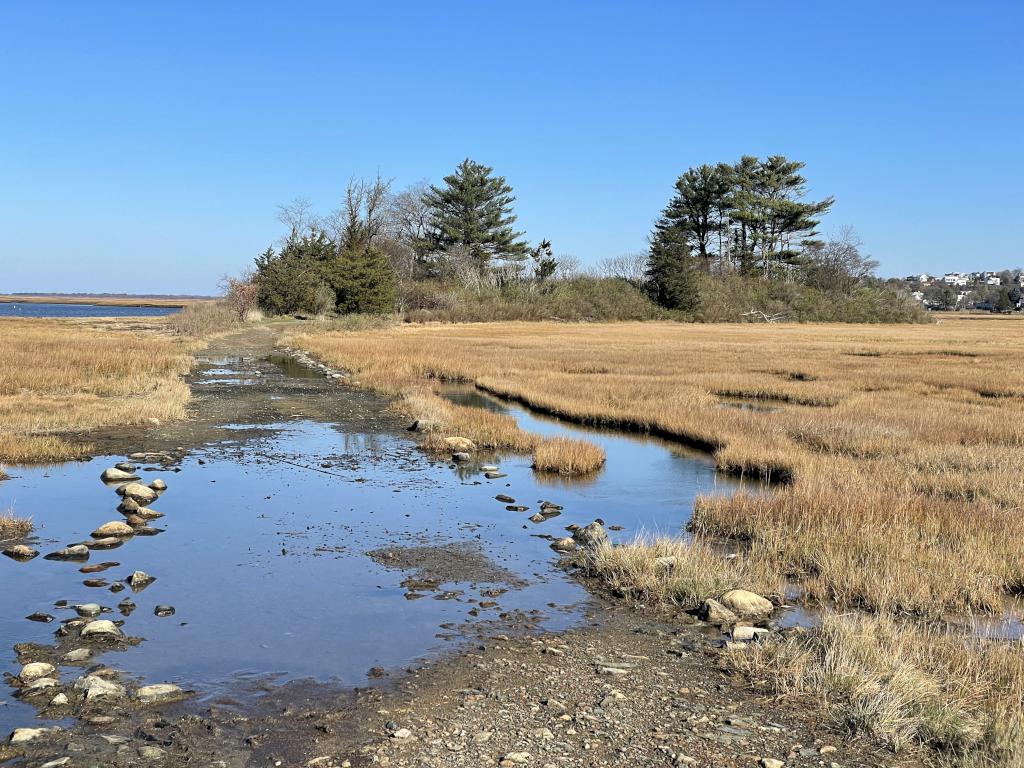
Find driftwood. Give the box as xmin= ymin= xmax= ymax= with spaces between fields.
xmin=742 ymin=310 xmax=788 ymax=323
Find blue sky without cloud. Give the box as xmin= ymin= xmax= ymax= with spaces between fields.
xmin=1 ymin=1 xmax=1021 ymax=294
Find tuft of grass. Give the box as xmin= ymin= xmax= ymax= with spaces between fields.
xmin=532 ymin=436 xmax=606 ymax=475
xmin=577 ymin=538 xmax=780 ymax=610
xmin=723 ymin=613 xmax=1024 ymax=765
xmin=0 ymin=508 xmax=32 ymax=539
xmin=405 ymin=389 xmax=538 ymax=453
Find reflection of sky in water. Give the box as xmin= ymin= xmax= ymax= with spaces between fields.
xmin=0 ymin=369 xmax=749 ymax=733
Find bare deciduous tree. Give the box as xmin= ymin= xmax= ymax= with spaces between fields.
xmin=596 ymin=251 xmax=648 ymax=286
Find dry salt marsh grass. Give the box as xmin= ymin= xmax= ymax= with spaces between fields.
xmin=0 ymin=318 xmax=194 ymax=464
xmin=0 ymin=508 xmax=32 ymax=539
xmin=290 ymin=316 xmax=1024 ymax=765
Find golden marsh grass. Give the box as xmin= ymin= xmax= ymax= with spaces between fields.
xmin=289 ymin=316 xmax=1024 ymax=618
xmin=0 ymin=509 xmax=32 ymax=538
xmin=532 ymin=436 xmax=606 ymax=475
xmin=0 ymin=318 xmax=194 ymax=464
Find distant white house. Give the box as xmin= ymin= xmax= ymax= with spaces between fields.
xmin=943 ymin=272 xmax=969 ymax=286
xmin=911 ymin=290 xmax=925 ymax=302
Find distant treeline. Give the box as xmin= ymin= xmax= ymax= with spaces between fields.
xmin=236 ymin=157 xmax=925 ymax=323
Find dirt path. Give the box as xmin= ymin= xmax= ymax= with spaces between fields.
xmin=4 ymin=324 xmax=918 ymax=768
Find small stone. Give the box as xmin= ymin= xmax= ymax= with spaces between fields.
xmin=91 ymin=521 xmax=134 ymax=538
xmin=2 ymin=544 xmax=39 ymax=561
xmin=80 ymin=619 xmax=124 ymax=639
xmin=126 ymin=570 xmax=156 ymax=589
xmin=62 ymin=648 xmax=92 ymax=663
xmin=550 ymin=537 xmax=576 ymax=552
xmin=572 ymin=521 xmax=609 ymax=549
xmin=529 ymin=514 xmax=545 ymax=523
xmin=75 ymin=603 xmax=102 ymax=617
xmin=21 ymin=678 xmax=59 ymax=695
xmin=721 ymin=589 xmax=774 ymax=617
xmin=44 ymin=545 xmax=89 ymax=561
xmin=137 ymin=683 xmax=186 ymax=703
xmin=819 ymin=745 xmax=837 ymax=754
xmin=101 ymin=467 xmax=139 ymax=482
xmin=138 ymin=745 xmax=166 ymax=760
xmin=502 ymin=753 xmax=531 ymax=765
xmin=50 ymin=693 xmax=69 ymax=706
xmin=19 ymin=662 xmax=56 ymax=682
xmin=149 ymin=478 xmax=167 ymax=492
xmin=154 ymin=605 xmax=175 ymax=617
xmin=116 ymin=482 xmax=158 ymax=505
xmin=10 ymin=726 xmax=60 ymax=743
xmin=698 ymin=599 xmax=738 ymax=625
xmin=390 ymin=728 xmax=413 ymax=740
xmin=484 ymin=472 xmax=507 ymax=479
xmin=443 ymin=436 xmax=476 ymax=452
xmin=760 ymin=759 xmax=785 ymax=768
xmin=40 ymin=759 xmax=71 ymax=768
xmin=74 ymin=674 xmax=125 ymax=700
xmin=495 ymin=494 xmax=516 ymax=503
xmin=25 ymin=612 xmax=54 ymax=623
xmin=731 ymin=625 xmax=770 ymax=642
xmin=473 ymin=731 xmax=493 ymax=743
xmin=451 ymin=452 xmax=471 ymax=462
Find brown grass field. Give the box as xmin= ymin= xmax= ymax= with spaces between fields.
xmin=0 ymin=318 xmax=194 ymax=464
xmin=0 ymin=508 xmax=32 ymax=538
xmin=290 ymin=315 xmax=1024 ymax=764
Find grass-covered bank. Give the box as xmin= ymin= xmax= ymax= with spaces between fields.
xmin=0 ymin=318 xmax=195 ymax=464
xmin=287 ymin=316 xmax=1024 ymax=764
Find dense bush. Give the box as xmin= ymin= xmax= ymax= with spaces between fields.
xmin=691 ymin=274 xmax=929 ymax=324
xmin=403 ymin=277 xmax=664 ymax=323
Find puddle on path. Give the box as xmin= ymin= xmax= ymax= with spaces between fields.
xmin=0 ymin=354 xmax=748 ymax=735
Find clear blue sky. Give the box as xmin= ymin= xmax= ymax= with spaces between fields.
xmin=1 ymin=1 xmax=1021 ymax=294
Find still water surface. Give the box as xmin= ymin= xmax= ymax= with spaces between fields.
xmin=0 ymin=355 xmax=744 ymax=733
xmin=0 ymin=302 xmax=181 ymax=318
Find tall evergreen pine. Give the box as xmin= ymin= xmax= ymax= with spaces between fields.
xmin=424 ymin=159 xmax=528 ymax=274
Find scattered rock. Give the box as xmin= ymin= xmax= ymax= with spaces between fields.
xmin=573 ymin=521 xmax=609 ymax=549
xmin=443 ymin=437 xmax=476 ymax=452
xmin=118 ymin=497 xmax=140 ymax=514
xmin=116 ymin=482 xmax=158 ymax=505
xmin=115 ymin=462 xmax=137 ymax=472
xmin=154 ymin=605 xmax=175 ymax=617
xmin=101 ymin=467 xmax=139 ymax=483
xmin=138 ymin=745 xmax=166 ymax=760
xmin=126 ymin=570 xmax=156 ymax=590
xmin=698 ymin=599 xmax=738 ymax=625
xmin=495 ymin=494 xmax=516 ymax=503
xmin=485 ymin=472 xmax=508 ymax=479
xmin=506 ymin=505 xmax=529 ymax=512
xmin=760 ymin=759 xmax=785 ymax=768
xmin=20 ymin=678 xmax=59 ymax=695
xmin=134 ymin=507 xmax=165 ymax=520
xmin=25 ymin=612 xmax=54 ymax=623
xmin=721 ymin=589 xmax=774 ymax=617
xmin=654 ymin=556 xmax=677 ymax=570
xmin=732 ymin=625 xmax=770 ymax=642
xmin=19 ymin=662 xmax=56 ymax=682
xmin=550 ymin=537 xmax=577 ymax=553
xmin=390 ymin=727 xmax=413 ymax=740
xmin=74 ymin=674 xmax=125 ymax=700
xmin=91 ymin=521 xmax=135 ymax=538
xmin=62 ymin=648 xmax=92 ymax=663
xmin=80 ymin=619 xmax=124 ymax=640
xmin=451 ymin=452 xmax=472 ymax=462
xmin=49 ymin=693 xmax=69 ymax=707
xmin=2 ymin=545 xmax=39 ymax=561
xmin=10 ymin=726 xmax=60 ymax=743
xmin=75 ymin=603 xmax=102 ymax=617
xmin=529 ymin=514 xmax=545 ymax=523
xmin=501 ymin=752 xmax=531 ymax=765
xmin=149 ymin=478 xmax=167 ymax=492
xmin=44 ymin=545 xmax=90 ymax=561
xmin=137 ymin=683 xmax=186 ymax=703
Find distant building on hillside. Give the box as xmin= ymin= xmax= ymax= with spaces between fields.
xmin=943 ymin=272 xmax=969 ymax=286
xmin=986 ymin=276 xmax=1002 ymax=286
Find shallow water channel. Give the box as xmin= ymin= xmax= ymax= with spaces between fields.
xmin=0 ymin=354 xmax=748 ymax=735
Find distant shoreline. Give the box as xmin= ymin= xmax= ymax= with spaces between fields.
xmin=0 ymin=295 xmax=211 ymax=308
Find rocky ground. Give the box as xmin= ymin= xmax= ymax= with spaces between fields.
xmin=1 ymin=324 xmax=922 ymax=768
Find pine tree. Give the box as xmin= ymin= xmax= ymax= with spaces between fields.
xmin=424 ymin=159 xmax=528 ymax=274
xmin=646 ymin=216 xmax=699 ymax=312
xmin=324 ymin=245 xmax=396 ymax=314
